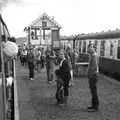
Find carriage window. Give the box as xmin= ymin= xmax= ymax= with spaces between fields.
xmin=117 ymin=40 xmax=120 ymax=59
xmin=94 ymin=40 xmax=98 ymax=52
xmin=100 ymin=40 xmax=105 ymax=56
xmin=89 ymin=40 xmax=91 ymax=44
xmin=79 ymin=40 xmax=82 ymax=53
xmin=75 ymin=40 xmax=78 ymax=49
xmin=82 ymin=41 xmax=86 ymax=53
xmin=110 ymin=41 xmax=114 ymax=57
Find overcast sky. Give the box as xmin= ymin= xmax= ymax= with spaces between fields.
xmin=1 ymin=0 xmax=120 ymax=38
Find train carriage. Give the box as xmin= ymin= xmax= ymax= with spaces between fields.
xmin=0 ymin=14 xmax=16 ymax=120
xmin=74 ymin=31 xmax=120 ymax=81
xmin=60 ymin=31 xmax=120 ymax=81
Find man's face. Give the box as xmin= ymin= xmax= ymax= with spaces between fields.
xmin=59 ymin=52 xmax=65 ymax=59
xmin=87 ymin=46 xmax=94 ymax=54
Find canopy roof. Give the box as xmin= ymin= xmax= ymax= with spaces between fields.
xmin=60 ymin=30 xmax=120 ymax=41
xmin=76 ymin=30 xmax=120 ymax=40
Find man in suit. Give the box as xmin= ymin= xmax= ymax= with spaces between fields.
xmin=87 ymin=44 xmax=99 ymax=112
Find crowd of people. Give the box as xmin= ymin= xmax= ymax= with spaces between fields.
xmin=17 ymin=43 xmax=99 ymax=112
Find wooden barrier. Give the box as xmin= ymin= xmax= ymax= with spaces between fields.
xmin=74 ymin=62 xmax=89 ymax=76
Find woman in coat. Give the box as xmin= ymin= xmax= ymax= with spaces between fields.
xmin=57 ymin=50 xmax=71 ymax=105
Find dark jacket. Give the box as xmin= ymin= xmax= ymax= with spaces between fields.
xmin=27 ymin=51 xmax=34 ymax=63
xmin=59 ymin=59 xmax=71 ymax=81
xmin=88 ymin=53 xmax=99 ymax=79
xmin=45 ymin=50 xmax=55 ymax=69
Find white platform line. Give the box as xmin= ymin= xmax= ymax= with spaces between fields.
xmin=14 ymin=78 xmax=20 ymax=120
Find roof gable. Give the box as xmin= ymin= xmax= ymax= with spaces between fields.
xmin=29 ymin=13 xmax=61 ymax=29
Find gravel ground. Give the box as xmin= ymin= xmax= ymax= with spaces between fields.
xmin=16 ymin=62 xmax=120 ymax=120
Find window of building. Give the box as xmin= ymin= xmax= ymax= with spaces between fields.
xmin=44 ymin=30 xmax=51 ymax=40
xmin=31 ymin=31 xmax=34 ymax=40
xmin=42 ymin=21 xmax=47 ymax=28
xmin=35 ymin=29 xmax=38 ymax=39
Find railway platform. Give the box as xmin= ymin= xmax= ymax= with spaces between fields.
xmin=14 ymin=62 xmax=120 ymax=120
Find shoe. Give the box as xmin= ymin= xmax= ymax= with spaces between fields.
xmin=55 ymin=101 xmax=60 ymax=105
xmin=87 ymin=106 xmax=98 ymax=112
xmin=58 ymin=102 xmax=65 ymax=106
xmin=56 ymin=101 xmax=63 ymax=105
xmin=48 ymin=81 xmax=52 ymax=84
xmin=30 ymin=78 xmax=34 ymax=80
xmin=64 ymin=96 xmax=68 ymax=105
xmin=69 ymin=82 xmax=74 ymax=87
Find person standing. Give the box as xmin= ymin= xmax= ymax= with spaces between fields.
xmin=58 ymin=50 xmax=71 ymax=105
xmin=45 ymin=47 xmax=56 ymax=84
xmin=65 ymin=46 xmax=74 ymax=86
xmin=35 ymin=48 xmax=42 ymax=72
xmin=41 ymin=48 xmax=45 ymax=68
xmin=87 ymin=44 xmax=99 ymax=112
xmin=22 ymin=49 xmax=27 ymax=66
xmin=27 ymin=47 xmax=35 ymax=80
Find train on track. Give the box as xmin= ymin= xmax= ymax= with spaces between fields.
xmin=60 ymin=31 xmax=120 ymax=81
xmin=0 ymin=14 xmax=15 ymax=120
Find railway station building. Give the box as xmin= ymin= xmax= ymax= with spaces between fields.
xmin=24 ymin=13 xmax=61 ymax=49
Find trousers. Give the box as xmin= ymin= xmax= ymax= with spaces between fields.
xmin=88 ymin=74 xmax=99 ymax=109
xmin=28 ymin=62 xmax=34 ymax=78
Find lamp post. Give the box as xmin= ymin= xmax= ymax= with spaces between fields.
xmin=73 ymin=35 xmax=77 ymax=71
xmin=27 ymin=27 xmax=31 ymax=48
xmin=39 ymin=27 xmax=42 ymax=46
